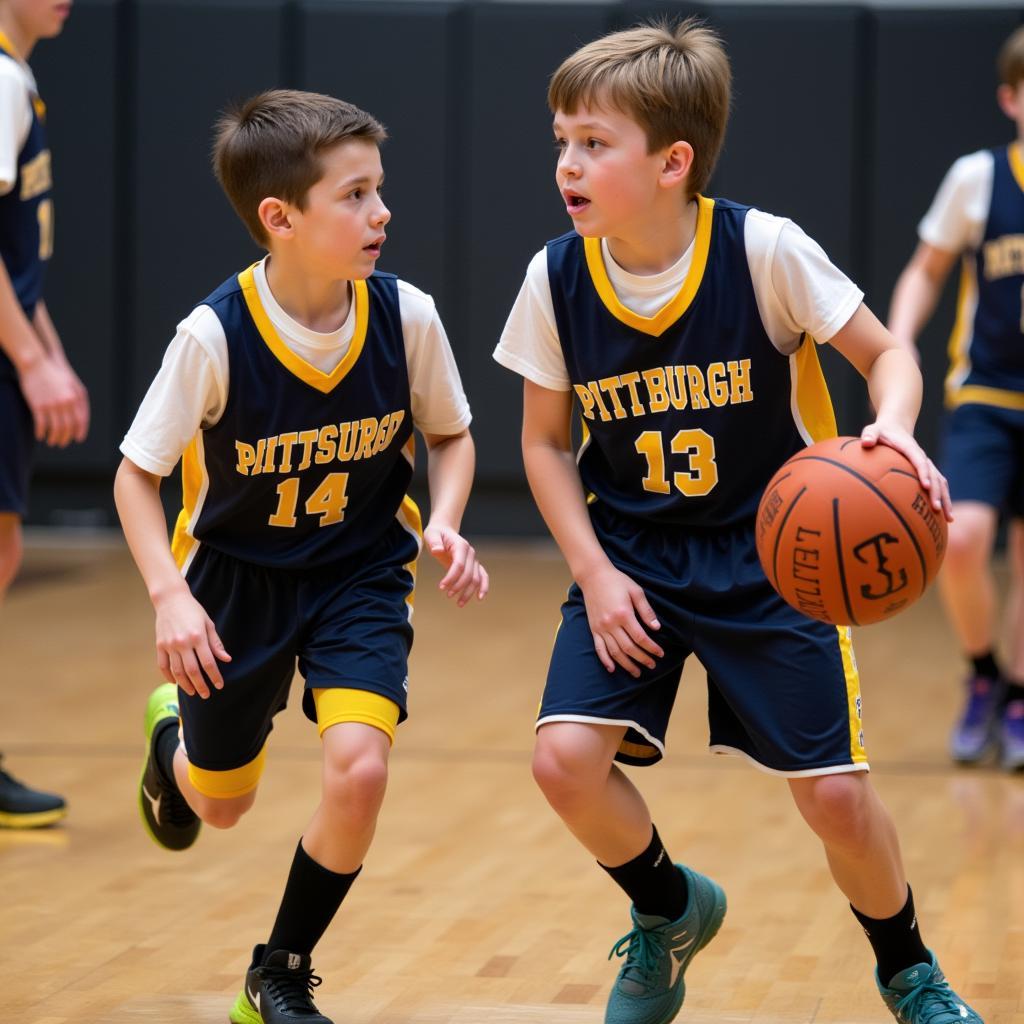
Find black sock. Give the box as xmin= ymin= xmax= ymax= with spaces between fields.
xmin=1003 ymin=680 xmax=1024 ymax=705
xmin=153 ymin=719 xmax=180 ymax=789
xmin=599 ymin=826 xmax=688 ymax=921
xmin=851 ymin=886 xmax=929 ymax=986
xmin=265 ymin=840 xmax=361 ymax=958
xmin=970 ymin=651 xmax=1000 ymax=680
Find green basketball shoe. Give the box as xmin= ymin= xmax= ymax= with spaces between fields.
xmin=138 ymin=683 xmax=200 ymax=851
xmin=877 ymin=953 xmax=983 ymax=1023
xmin=605 ymin=865 xmax=727 ymax=1024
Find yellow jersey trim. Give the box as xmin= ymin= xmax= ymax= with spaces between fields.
xmin=583 ymin=195 xmax=714 ymax=337
xmin=1010 ymin=143 xmax=1024 ymax=195
xmin=947 ymin=385 xmax=1024 ymax=411
xmin=837 ymin=627 xmax=868 ymax=765
xmin=0 ymin=30 xmax=22 ymax=61
xmin=396 ymin=494 xmax=422 ymax=613
xmin=794 ymin=335 xmax=838 ymax=442
xmin=944 ymin=256 xmax=976 ymax=398
xmin=313 ymin=688 xmax=401 ymax=744
xmin=171 ymin=436 xmax=204 ymax=570
xmin=237 ymin=264 xmax=368 ymax=394
xmin=188 ymin=745 xmax=267 ymax=798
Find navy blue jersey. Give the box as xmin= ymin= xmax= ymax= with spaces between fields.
xmin=0 ymin=36 xmax=52 ymax=377
xmin=171 ymin=265 xmax=417 ymax=571
xmin=547 ymin=196 xmax=837 ymax=527
xmin=947 ymin=145 xmax=1024 ymax=410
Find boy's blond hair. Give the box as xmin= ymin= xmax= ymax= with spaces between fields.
xmin=213 ymin=89 xmax=386 ymax=246
xmin=548 ymin=19 xmax=731 ymax=196
xmin=998 ymin=26 xmax=1024 ymax=89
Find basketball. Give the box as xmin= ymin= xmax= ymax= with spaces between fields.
xmin=755 ymin=436 xmax=947 ymax=626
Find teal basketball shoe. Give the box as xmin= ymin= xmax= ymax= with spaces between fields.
xmin=877 ymin=953 xmax=983 ymax=1023
xmin=605 ymin=865 xmax=727 ymax=1024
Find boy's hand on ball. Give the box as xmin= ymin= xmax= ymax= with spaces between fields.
xmin=425 ymin=523 xmax=489 ymax=606
xmin=860 ymin=420 xmax=953 ymax=521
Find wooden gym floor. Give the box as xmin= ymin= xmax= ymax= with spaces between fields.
xmin=1 ymin=538 xmax=1022 ymax=1024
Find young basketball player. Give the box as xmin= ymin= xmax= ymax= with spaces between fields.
xmin=888 ymin=26 xmax=1024 ymax=773
xmin=494 ymin=21 xmax=979 ymax=1024
xmin=0 ymin=0 xmax=89 ymax=828
xmin=115 ymin=90 xmax=487 ymax=1024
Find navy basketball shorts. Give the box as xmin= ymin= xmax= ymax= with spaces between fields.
xmin=177 ymin=518 xmax=419 ymax=798
xmin=941 ymin=401 xmax=1024 ymax=517
xmin=540 ymin=505 xmax=868 ymax=776
xmin=0 ymin=374 xmax=34 ymax=516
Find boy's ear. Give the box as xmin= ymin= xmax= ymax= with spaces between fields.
xmin=997 ymin=83 xmax=1020 ymax=121
xmin=258 ymin=197 xmax=294 ymax=241
xmin=659 ymin=141 xmax=695 ymax=191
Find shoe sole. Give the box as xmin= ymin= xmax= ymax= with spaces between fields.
xmin=137 ymin=683 xmax=196 ymax=851
xmin=228 ymin=989 xmax=262 ymax=1024
xmin=0 ymin=806 xmax=66 ymax=828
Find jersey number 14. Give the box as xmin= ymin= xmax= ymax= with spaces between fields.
xmin=269 ymin=472 xmax=350 ymax=528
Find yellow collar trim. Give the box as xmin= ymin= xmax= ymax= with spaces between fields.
xmin=583 ymin=195 xmax=714 ymax=337
xmin=237 ymin=264 xmax=368 ymax=394
xmin=0 ymin=30 xmax=21 ymax=61
xmin=1009 ymin=144 xmax=1024 ymax=196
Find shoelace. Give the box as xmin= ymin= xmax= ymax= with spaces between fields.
xmin=895 ymin=977 xmax=970 ymax=1024
xmin=261 ymin=965 xmax=323 ymax=1014
xmin=608 ymin=926 xmax=666 ymax=985
xmin=162 ymin=786 xmax=198 ymax=828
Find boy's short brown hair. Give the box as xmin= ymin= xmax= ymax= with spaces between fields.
xmin=998 ymin=26 xmax=1024 ymax=89
xmin=548 ymin=19 xmax=731 ymax=196
xmin=213 ymin=89 xmax=386 ymax=245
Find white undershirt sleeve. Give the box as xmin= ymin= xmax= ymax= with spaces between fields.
xmin=0 ymin=62 xmax=31 ymax=195
xmin=493 ymin=249 xmax=571 ymax=391
xmin=119 ymin=306 xmax=228 ymax=477
xmin=398 ymin=280 xmax=472 ymax=436
xmin=917 ymin=150 xmax=993 ymax=255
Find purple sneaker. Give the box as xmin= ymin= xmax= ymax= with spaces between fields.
xmin=1001 ymin=700 xmax=1024 ymax=772
xmin=949 ymin=676 xmax=1003 ymax=764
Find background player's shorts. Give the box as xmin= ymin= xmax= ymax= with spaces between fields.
xmin=941 ymin=401 xmax=1024 ymax=517
xmin=540 ymin=505 xmax=867 ymax=777
xmin=177 ymin=518 xmax=418 ymax=795
xmin=0 ymin=375 xmax=34 ymax=517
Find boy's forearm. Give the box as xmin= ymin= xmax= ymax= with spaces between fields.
xmin=887 ymin=263 xmax=942 ymax=349
xmin=32 ymin=301 xmax=68 ymax=364
xmin=866 ymin=347 xmax=923 ymax=432
xmin=114 ymin=459 xmax=190 ymax=604
xmin=523 ymin=440 xmax=610 ymax=584
xmin=425 ymin=430 xmax=475 ymax=531
xmin=0 ymin=258 xmax=47 ymax=370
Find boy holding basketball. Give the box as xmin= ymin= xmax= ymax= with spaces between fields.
xmin=115 ymin=90 xmax=486 ymax=1024
xmin=494 ymin=20 xmax=975 ymax=1024
xmin=889 ymin=25 xmax=1024 ymax=772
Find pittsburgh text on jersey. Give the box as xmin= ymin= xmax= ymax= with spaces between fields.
xmin=573 ymin=359 xmax=753 ymax=422
xmin=234 ymin=409 xmax=406 ymax=476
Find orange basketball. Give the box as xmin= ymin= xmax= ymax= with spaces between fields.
xmin=755 ymin=436 xmax=947 ymax=626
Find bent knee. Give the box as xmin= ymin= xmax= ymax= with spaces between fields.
xmin=193 ymin=792 xmax=255 ymax=829
xmin=323 ymin=752 xmax=389 ymax=814
xmin=943 ymin=514 xmax=995 ymax=570
xmin=792 ymin=774 xmax=872 ymax=846
xmin=531 ymin=734 xmax=608 ymax=806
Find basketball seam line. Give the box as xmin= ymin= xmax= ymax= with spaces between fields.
xmin=785 ymin=455 xmax=928 ymax=581
xmin=771 ymin=484 xmax=807 ymax=594
xmin=832 ymin=496 xmax=859 ymax=627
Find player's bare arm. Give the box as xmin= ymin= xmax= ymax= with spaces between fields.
xmin=829 ymin=303 xmax=952 ymax=519
xmin=0 ymin=257 xmax=84 ymax=447
xmin=888 ymin=241 xmax=959 ymax=352
xmin=422 ymin=427 xmax=489 ymax=606
xmin=521 ymin=379 xmax=662 ymax=678
xmin=114 ymin=456 xmax=231 ymax=698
